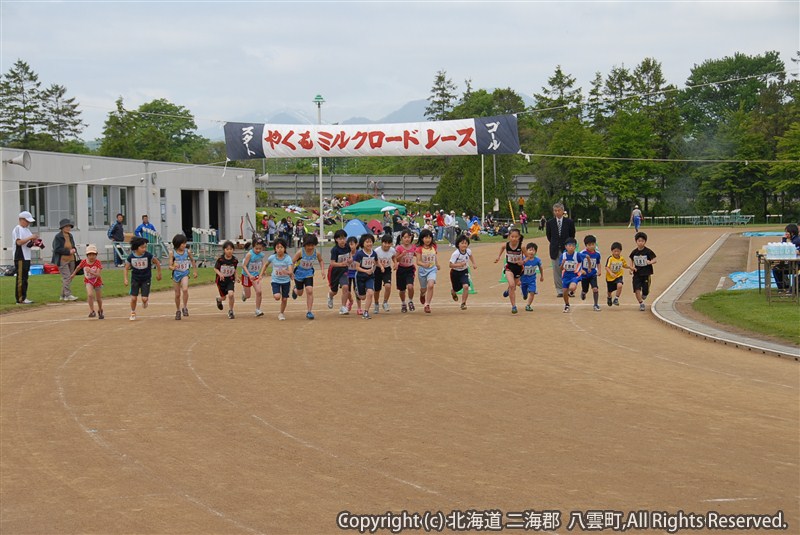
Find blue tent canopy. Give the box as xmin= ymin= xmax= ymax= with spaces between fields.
xmin=343 ymin=219 xmax=371 ymax=239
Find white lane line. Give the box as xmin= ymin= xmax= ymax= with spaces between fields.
xmin=716 ymin=276 xmax=726 ymax=290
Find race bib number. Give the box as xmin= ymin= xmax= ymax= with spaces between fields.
xmin=249 ymin=261 xmax=263 ymax=274
xmin=220 ymin=265 xmax=235 ymax=277
xmin=299 ymin=259 xmax=314 ymax=269
xmin=633 ymin=255 xmax=648 ymax=267
xmin=275 ymin=266 xmax=291 ymax=277
xmin=582 ymin=257 xmax=597 ymax=270
xmin=563 ymin=260 xmax=577 ymax=271
xmin=348 ymin=259 xmax=357 ymax=270
xmin=175 ymin=260 xmax=190 ymax=271
xmin=609 ymin=262 xmax=622 ymax=273
xmin=361 ymin=257 xmax=375 ymax=269
xmin=338 ymin=254 xmax=350 ymax=264
xmin=422 ymin=253 xmax=436 ymax=265
xmin=524 ymin=265 xmax=538 ymax=276
xmin=401 ymin=252 xmax=415 ymax=266
xmin=379 ymin=257 xmax=390 ymax=267
xmin=130 ymin=257 xmax=149 ymax=270
xmin=507 ymin=253 xmax=523 ymax=264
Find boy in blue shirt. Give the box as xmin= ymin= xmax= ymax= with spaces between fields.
xmin=520 ymin=242 xmax=544 ymax=312
xmin=579 ymin=234 xmax=602 ymax=312
xmin=560 ymin=238 xmax=582 ymax=313
xmin=124 ymin=236 xmax=162 ymax=321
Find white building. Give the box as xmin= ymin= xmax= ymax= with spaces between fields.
xmin=1 ymin=148 xmax=255 ymax=265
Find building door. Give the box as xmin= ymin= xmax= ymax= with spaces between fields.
xmin=180 ymin=190 xmax=200 ymax=238
xmin=208 ymin=191 xmax=226 ymax=240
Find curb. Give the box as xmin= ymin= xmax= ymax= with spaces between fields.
xmin=651 ymin=233 xmax=800 ymax=361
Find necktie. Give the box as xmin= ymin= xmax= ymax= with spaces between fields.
xmin=557 ymin=219 xmax=562 ymax=235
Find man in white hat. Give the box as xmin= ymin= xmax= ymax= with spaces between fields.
xmin=12 ymin=211 xmax=38 ymax=304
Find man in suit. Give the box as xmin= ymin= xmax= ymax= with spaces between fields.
xmin=545 ymin=203 xmax=576 ymax=297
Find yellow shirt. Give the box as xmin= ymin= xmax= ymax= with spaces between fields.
xmin=605 ymin=255 xmax=629 ymax=281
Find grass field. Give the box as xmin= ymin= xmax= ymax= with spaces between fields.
xmin=0 ymin=267 xmax=217 ymax=313
xmin=692 ymin=289 xmax=800 ymax=345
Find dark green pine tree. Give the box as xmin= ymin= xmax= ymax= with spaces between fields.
xmin=0 ymin=59 xmax=44 ymax=146
xmin=41 ymin=83 xmax=86 ymax=143
xmin=424 ymin=70 xmax=458 ymax=121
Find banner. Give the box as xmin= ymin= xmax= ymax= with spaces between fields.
xmin=224 ymin=115 xmax=520 ymax=160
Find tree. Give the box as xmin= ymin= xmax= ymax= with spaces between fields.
xmin=533 ymin=65 xmax=582 ymax=124
xmin=424 ymin=70 xmax=458 ymax=121
xmin=41 ymin=84 xmax=86 ymax=143
xmin=98 ymin=97 xmax=138 ymax=158
xmin=0 ymin=59 xmax=43 ymax=146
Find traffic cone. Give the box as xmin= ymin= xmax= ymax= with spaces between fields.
xmin=499 ymin=269 xmax=507 ymax=283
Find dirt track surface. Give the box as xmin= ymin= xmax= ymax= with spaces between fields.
xmin=2 ymin=227 xmax=798 ymax=534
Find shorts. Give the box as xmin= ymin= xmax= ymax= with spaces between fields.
xmin=418 ymin=266 xmax=437 ymax=287
xmin=241 ymin=274 xmax=257 ymax=288
xmin=520 ymin=278 xmax=537 ymax=298
xmin=271 ymin=281 xmax=291 ymax=298
xmin=632 ymin=274 xmax=651 ymax=295
xmin=217 ymin=278 xmax=235 ymax=297
xmin=85 ymin=277 xmax=103 ymax=289
xmin=562 ymin=275 xmax=580 ymax=289
xmin=329 ymin=267 xmax=349 ymax=292
xmin=130 ymin=278 xmax=151 ymax=297
xmin=376 ymin=268 xmax=392 ymax=288
xmin=172 ymin=271 xmax=189 ymax=283
xmin=505 ymin=264 xmax=523 ymax=279
xmin=295 ymin=276 xmax=314 ymax=290
xmin=607 ymin=278 xmax=623 ymax=293
xmin=450 ymin=269 xmax=470 ymax=292
xmin=396 ymin=266 xmax=416 ymax=290
xmin=356 ymin=274 xmax=375 ymax=297
xmin=581 ymin=275 xmax=598 ymax=293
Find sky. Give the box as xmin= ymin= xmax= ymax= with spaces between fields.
xmin=1 ymin=0 xmax=797 ymax=142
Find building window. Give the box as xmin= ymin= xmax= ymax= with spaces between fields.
xmin=19 ymin=183 xmax=76 ymax=230
xmin=88 ymin=185 xmax=134 ymax=228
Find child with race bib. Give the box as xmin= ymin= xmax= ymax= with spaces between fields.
xmin=264 ymin=238 xmax=294 ymax=321
xmin=495 ymin=228 xmax=525 ymax=314
xmin=394 ymin=229 xmax=417 ymax=313
xmin=124 ymin=236 xmax=162 ymax=321
xmin=291 ymin=234 xmax=325 ymax=320
xmin=241 ymin=238 xmax=267 ymax=317
xmin=415 ymin=229 xmax=440 ymax=313
xmin=560 ymin=238 xmax=582 ymax=313
xmin=353 ymin=233 xmax=379 ymax=320
xmin=214 ymin=240 xmax=238 ymax=319
xmin=169 ymin=233 xmax=197 ymax=320
xmin=520 ymin=242 xmax=544 ymax=312
xmin=374 ymin=234 xmax=396 ymax=314
xmin=449 ymin=235 xmax=477 ymax=310
xmin=69 ymin=244 xmax=105 ymax=319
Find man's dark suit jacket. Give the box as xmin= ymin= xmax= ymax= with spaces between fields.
xmin=545 ymin=217 xmax=576 ymax=260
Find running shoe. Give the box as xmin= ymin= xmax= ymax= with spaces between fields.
xmin=408 ymin=301 xmax=415 ymax=312
xmin=216 ymin=297 xmax=223 ymax=310
xmin=401 ymin=303 xmax=408 ymax=313
xmin=88 ymin=311 xmax=96 ymax=318
xmin=424 ymin=305 xmax=431 ymax=313
xmin=502 ymin=289 xmax=509 ymax=298
xmin=382 ymin=302 xmax=390 ymax=312
xmin=460 ymin=303 xmax=467 ymax=310
xmin=242 ymin=291 xmax=247 ymax=302
xmin=228 ymin=310 xmax=235 ymax=319
xmin=278 ymin=313 xmax=286 ymax=321
xmin=182 ymin=307 xmax=189 ymax=317
xmin=255 ymin=309 xmax=264 ymax=317
xmin=593 ymin=305 xmax=601 ymax=312
xmin=129 ymin=312 xmax=136 ymax=321
xmin=639 ymin=302 xmax=646 ymax=311
xmin=613 ymin=297 xmax=620 ymax=306
xmin=568 ymin=291 xmax=575 ymax=298
xmin=607 ymin=297 xmax=613 ymax=307
xmin=339 ymin=306 xmax=349 ymax=315
xmin=65 ymin=295 xmax=78 ymax=301
xmin=374 ymin=304 xmax=380 ymax=314
xmin=291 ymin=289 xmax=298 ymax=300
xmin=98 ymin=311 xmax=104 ymax=320
xmin=581 ymin=292 xmax=587 ymax=301
xmin=511 ymin=306 xmax=518 ymax=314
xmin=357 ymin=308 xmax=363 ymax=316
xmin=327 ymin=296 xmax=334 ymax=309
xmin=451 ymin=290 xmax=458 ymax=301
xmin=306 ymin=312 xmax=315 ymax=320
xmin=362 ymin=311 xmax=371 ymax=320
xmin=563 ymin=305 xmax=570 ymax=313
xmin=175 ymin=310 xmax=182 ymax=320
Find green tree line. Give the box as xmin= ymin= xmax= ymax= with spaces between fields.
xmin=2 ymin=53 xmax=798 ymax=222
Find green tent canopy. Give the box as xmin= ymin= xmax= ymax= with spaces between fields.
xmin=340 ymin=198 xmax=406 ymax=216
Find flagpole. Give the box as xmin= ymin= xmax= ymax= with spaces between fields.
xmin=314 ymin=94 xmax=325 ymax=243
xmin=481 ymin=154 xmax=485 ymax=227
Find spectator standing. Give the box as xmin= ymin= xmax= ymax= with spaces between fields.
xmin=435 ymin=210 xmax=445 ymax=241
xmin=538 ymin=214 xmax=547 ymax=232
xmin=518 ymin=196 xmax=526 ymax=216
xmin=12 ymin=211 xmax=38 ymax=304
xmin=110 ymin=213 xmax=125 ymax=267
xmin=267 ymin=215 xmax=277 ymax=245
xmin=545 ymin=203 xmax=576 ymax=297
xmin=444 ymin=211 xmax=457 ymax=246
xmin=134 ymin=215 xmax=157 ymax=238
xmin=629 ymin=205 xmax=644 ymax=232
xmin=391 ymin=209 xmax=404 ymax=243
xmin=519 ymin=210 xmax=529 ymax=233
xmin=52 ymin=218 xmax=78 ymax=301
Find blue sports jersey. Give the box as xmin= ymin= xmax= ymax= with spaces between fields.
xmin=560 ymin=250 xmax=581 ymax=281
xmin=268 ymin=253 xmax=294 ymax=284
xmin=172 ymin=248 xmax=191 ymax=281
xmin=520 ymin=257 xmax=542 ymax=284
xmin=353 ymin=249 xmax=378 ymax=278
xmin=578 ymin=249 xmax=601 ymax=278
xmin=294 ymin=249 xmax=317 ymax=279
xmin=243 ymin=249 xmax=265 ymax=278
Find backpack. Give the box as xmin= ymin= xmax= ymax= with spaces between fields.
xmin=107 ymin=223 xmax=115 ymax=240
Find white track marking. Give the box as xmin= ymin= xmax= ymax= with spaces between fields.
xmin=716 ymin=276 xmax=726 ymax=290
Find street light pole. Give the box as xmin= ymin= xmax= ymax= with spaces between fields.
xmin=314 ymin=94 xmax=325 ymax=242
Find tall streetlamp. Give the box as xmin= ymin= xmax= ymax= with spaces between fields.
xmin=313 ymin=94 xmax=325 ymax=242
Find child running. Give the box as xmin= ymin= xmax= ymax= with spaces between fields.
xmin=169 ymin=233 xmax=198 ymax=320
xmin=327 ymin=229 xmax=352 ymax=315
xmin=241 ymin=238 xmax=267 ymax=317
xmin=353 ymin=233 xmax=379 ymax=319
xmin=415 ymin=229 xmax=440 ymax=313
xmin=214 ymin=240 xmax=238 ymax=319
xmin=629 ymin=231 xmax=657 ymax=311
xmin=394 ymin=229 xmax=417 ymax=313
xmin=124 ymin=236 xmax=162 ymax=321
xmin=346 ymin=236 xmax=362 ymax=315
xmin=495 ymin=228 xmax=525 ymax=314
xmin=449 ymin=235 xmax=477 ymax=310
xmin=560 ymin=238 xmax=582 ymax=313
xmin=520 ymin=242 xmax=544 ymax=312
xmin=69 ymin=244 xmax=104 ymax=319
xmin=374 ymin=234 xmax=396 ymax=314
xmin=605 ymin=241 xmax=633 ymax=307
xmin=264 ymin=237 xmax=294 ymax=320
xmin=291 ymin=234 xmax=325 ymax=320
xmin=579 ymin=234 xmax=602 ymax=312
